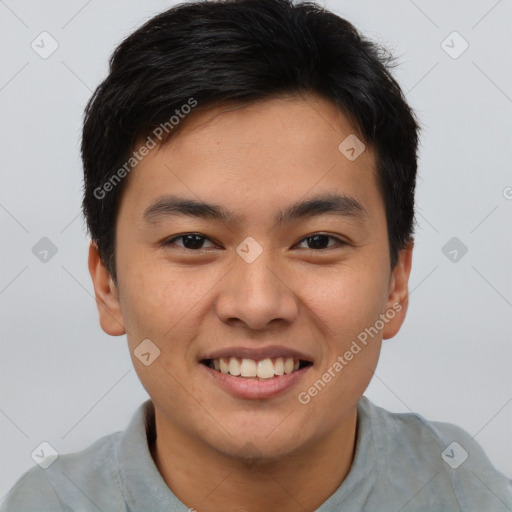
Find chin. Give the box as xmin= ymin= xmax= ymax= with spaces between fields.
xmin=206 ymin=422 xmax=310 ymax=464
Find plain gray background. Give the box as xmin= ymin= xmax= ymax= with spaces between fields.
xmin=1 ymin=0 xmax=511 ymax=499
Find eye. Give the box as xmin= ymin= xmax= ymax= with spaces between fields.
xmin=294 ymin=233 xmax=347 ymax=250
xmin=163 ymin=233 xmax=218 ymax=250
xmin=162 ymin=233 xmax=347 ymax=251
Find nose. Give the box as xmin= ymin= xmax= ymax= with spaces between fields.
xmin=214 ymin=248 xmax=299 ymax=330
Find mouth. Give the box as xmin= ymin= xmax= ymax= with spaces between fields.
xmin=201 ymin=357 xmax=313 ymax=380
xmin=199 ymin=346 xmax=315 ymax=399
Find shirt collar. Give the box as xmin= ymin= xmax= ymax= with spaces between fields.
xmin=116 ymin=399 xmax=187 ymax=511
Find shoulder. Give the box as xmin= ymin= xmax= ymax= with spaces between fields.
xmin=1 ymin=432 xmax=124 ymax=512
xmin=0 ymin=465 xmax=62 ymax=512
xmin=359 ymin=397 xmax=512 ymax=510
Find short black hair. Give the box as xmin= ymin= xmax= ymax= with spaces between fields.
xmin=81 ymin=0 xmax=420 ymax=282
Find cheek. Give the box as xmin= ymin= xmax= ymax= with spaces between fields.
xmin=116 ymin=260 xmax=175 ymax=344
xmin=118 ymin=257 xmax=219 ymax=348
xmin=297 ymin=263 xmax=389 ymax=342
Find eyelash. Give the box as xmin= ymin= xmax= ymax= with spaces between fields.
xmin=162 ymin=233 xmax=348 ymax=251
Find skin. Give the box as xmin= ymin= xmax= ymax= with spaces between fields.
xmin=89 ymin=93 xmax=413 ymax=512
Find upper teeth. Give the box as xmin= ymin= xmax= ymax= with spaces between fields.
xmin=212 ymin=357 xmax=300 ymax=379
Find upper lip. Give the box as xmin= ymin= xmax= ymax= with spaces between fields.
xmin=201 ymin=345 xmax=314 ymax=363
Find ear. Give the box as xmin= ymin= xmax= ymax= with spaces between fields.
xmin=88 ymin=241 xmax=126 ymax=336
xmin=382 ymin=241 xmax=413 ymax=340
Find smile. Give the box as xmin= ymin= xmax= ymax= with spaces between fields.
xmin=203 ymin=357 xmax=313 ymax=379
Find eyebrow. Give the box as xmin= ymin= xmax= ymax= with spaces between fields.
xmin=142 ymin=192 xmax=369 ymax=226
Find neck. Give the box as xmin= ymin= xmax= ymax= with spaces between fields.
xmin=150 ymin=408 xmax=358 ymax=512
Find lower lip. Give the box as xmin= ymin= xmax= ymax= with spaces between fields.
xmin=201 ymin=363 xmax=312 ymax=400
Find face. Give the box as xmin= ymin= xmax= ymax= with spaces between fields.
xmin=90 ymin=94 xmax=412 ymax=461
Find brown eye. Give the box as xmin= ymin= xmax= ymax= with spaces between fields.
xmin=164 ymin=234 xmax=217 ymax=250
xmin=295 ymin=234 xmax=346 ymax=250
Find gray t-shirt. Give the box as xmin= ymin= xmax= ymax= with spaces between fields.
xmin=2 ymin=396 xmax=511 ymax=511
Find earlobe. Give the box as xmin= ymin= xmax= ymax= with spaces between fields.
xmin=88 ymin=241 xmax=126 ymax=336
xmin=382 ymin=241 xmax=413 ymax=340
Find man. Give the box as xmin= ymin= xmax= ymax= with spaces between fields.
xmin=3 ymin=0 xmax=511 ymax=510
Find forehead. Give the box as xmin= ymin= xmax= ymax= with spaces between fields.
xmin=119 ymin=94 xmax=383 ymax=226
